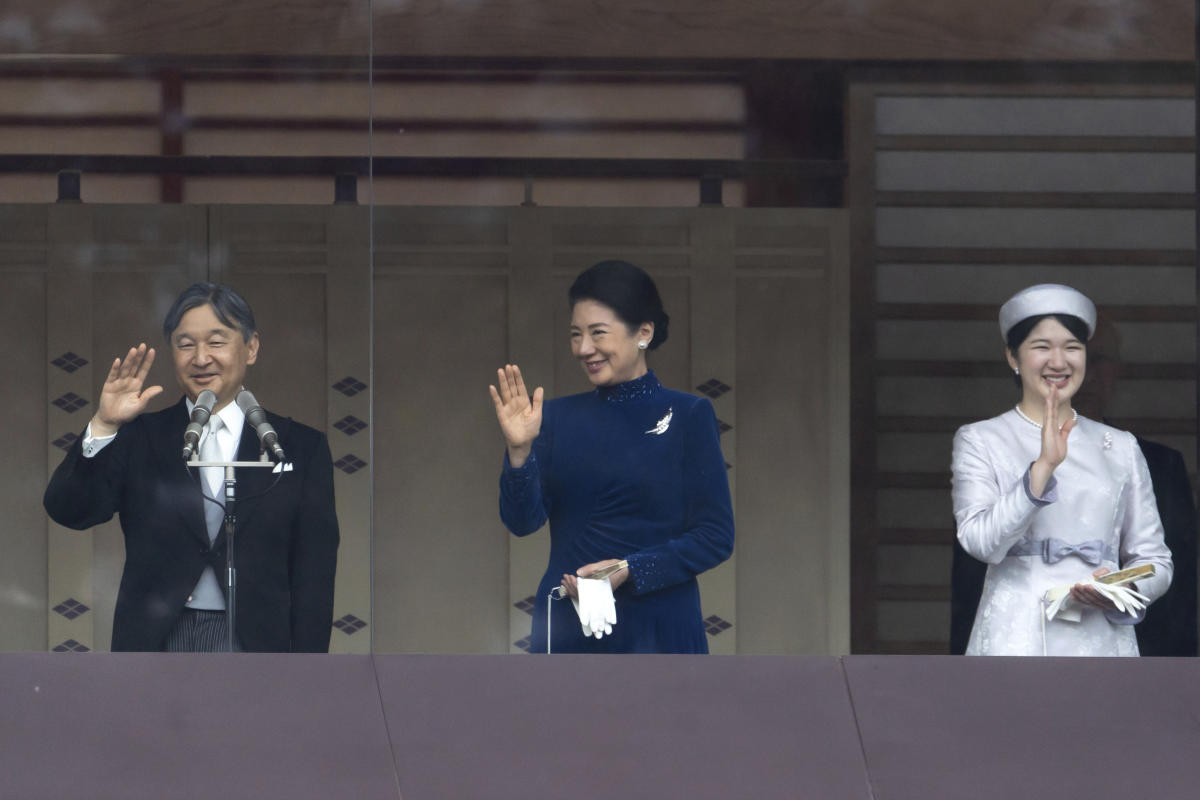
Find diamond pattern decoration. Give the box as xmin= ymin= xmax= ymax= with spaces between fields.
xmin=696 ymin=379 xmax=732 ymax=399
xmin=52 ymin=598 xmax=91 ymax=620
xmin=704 ymin=614 xmax=733 ymax=636
xmin=513 ymin=596 xmax=536 ymax=615
xmin=332 ymin=376 xmax=368 ymax=397
xmin=333 ymin=415 xmax=367 ymax=436
xmin=51 ymin=351 xmax=89 ymax=373
xmin=52 ymin=639 xmax=90 ymax=653
xmin=52 ymin=392 xmax=88 ymax=413
xmin=52 ymin=432 xmax=80 ymax=451
xmin=334 ymin=454 xmax=367 ymax=475
xmin=513 ymin=637 xmax=532 ymax=653
xmin=716 ymin=419 xmax=733 ymax=435
xmin=332 ymin=614 xmax=368 ymax=635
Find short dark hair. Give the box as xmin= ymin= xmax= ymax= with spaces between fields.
xmin=567 ymin=260 xmax=670 ymax=350
xmin=162 ymin=283 xmax=257 ymax=343
xmin=1005 ymin=313 xmax=1089 ymax=389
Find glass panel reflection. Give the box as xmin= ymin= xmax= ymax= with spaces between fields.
xmin=0 ymin=1 xmax=370 ymax=655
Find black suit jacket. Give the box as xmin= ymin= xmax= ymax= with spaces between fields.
xmin=1131 ymin=438 xmax=1197 ymax=656
xmin=44 ymin=398 xmax=339 ymax=652
xmin=951 ymin=435 xmax=1197 ymax=656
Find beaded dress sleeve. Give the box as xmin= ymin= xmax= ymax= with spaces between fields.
xmin=624 ymin=395 xmax=734 ymax=594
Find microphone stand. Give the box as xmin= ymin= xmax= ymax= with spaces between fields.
xmin=188 ymin=448 xmax=277 ymax=653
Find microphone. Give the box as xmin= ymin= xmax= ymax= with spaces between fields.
xmin=181 ymin=390 xmax=218 ymax=460
xmin=236 ymin=389 xmax=285 ymax=462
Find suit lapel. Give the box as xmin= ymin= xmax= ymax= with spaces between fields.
xmin=147 ymin=399 xmax=212 ymax=549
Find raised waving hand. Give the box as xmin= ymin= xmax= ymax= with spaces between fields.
xmin=91 ymin=343 xmax=164 ymax=437
xmin=1029 ymin=384 xmax=1075 ymax=498
xmin=489 ymin=364 xmax=543 ymax=468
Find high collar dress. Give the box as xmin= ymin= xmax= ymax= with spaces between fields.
xmin=499 ymin=371 xmax=734 ymax=654
xmin=952 ymin=410 xmax=1173 ymax=656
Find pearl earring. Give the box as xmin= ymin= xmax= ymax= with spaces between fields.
xmin=637 ymin=341 xmax=648 ymax=350
xmin=1014 ymin=367 xmax=1020 ymax=376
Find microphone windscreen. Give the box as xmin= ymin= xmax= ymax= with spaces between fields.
xmin=236 ymin=389 xmax=260 ymax=416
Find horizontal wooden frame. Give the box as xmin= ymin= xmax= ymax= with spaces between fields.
xmin=0 ymin=154 xmax=845 ymax=180
xmin=0 ymin=115 xmax=746 ymax=135
xmin=877 ymin=192 xmax=1195 ymax=209
xmin=5 ymin=0 xmax=1193 ymax=61
xmin=877 ymin=247 xmax=1195 ymax=265
xmin=877 ymin=135 xmax=1196 ymax=153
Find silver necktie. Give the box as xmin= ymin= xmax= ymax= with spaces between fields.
xmin=200 ymin=417 xmax=225 ymax=543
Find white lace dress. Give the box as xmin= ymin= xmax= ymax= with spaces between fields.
xmin=952 ymin=411 xmax=1173 ymax=656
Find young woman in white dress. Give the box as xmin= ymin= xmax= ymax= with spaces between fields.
xmin=952 ymin=284 xmax=1173 ymax=656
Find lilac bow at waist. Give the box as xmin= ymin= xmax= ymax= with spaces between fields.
xmin=1005 ymin=537 xmax=1114 ymax=565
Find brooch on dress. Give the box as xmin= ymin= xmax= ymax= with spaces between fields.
xmin=645 ymin=408 xmax=673 ymax=435
xmin=1102 ymin=432 xmax=1113 ymax=450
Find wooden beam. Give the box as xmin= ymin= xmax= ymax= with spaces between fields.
xmin=4 ymin=1 xmax=1192 ymax=62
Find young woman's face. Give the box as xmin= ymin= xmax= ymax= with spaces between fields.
xmin=1006 ymin=317 xmax=1086 ymax=406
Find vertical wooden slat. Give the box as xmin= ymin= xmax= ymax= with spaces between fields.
xmin=44 ymin=261 xmax=93 ymax=652
xmin=847 ymin=82 xmax=880 ymax=653
xmin=0 ymin=207 xmax=50 ymax=651
xmin=506 ymin=206 xmax=558 ymax=652
xmin=326 ymin=205 xmax=371 ymax=654
xmin=825 ymin=210 xmax=852 ymax=654
xmin=45 ymin=206 xmax=96 ymax=652
xmin=691 ymin=207 xmax=737 ymax=654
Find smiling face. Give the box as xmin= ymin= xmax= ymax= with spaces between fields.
xmin=170 ymin=303 xmax=259 ymax=410
xmin=570 ymin=298 xmax=653 ymax=387
xmin=1006 ymin=316 xmax=1086 ymax=410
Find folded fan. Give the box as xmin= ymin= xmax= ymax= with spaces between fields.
xmin=1043 ymin=579 xmax=1150 ymax=622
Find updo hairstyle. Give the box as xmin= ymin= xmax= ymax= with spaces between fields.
xmin=567 ymin=260 xmax=670 ymax=350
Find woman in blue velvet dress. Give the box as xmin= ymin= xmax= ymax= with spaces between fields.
xmin=490 ymin=260 xmax=734 ymax=653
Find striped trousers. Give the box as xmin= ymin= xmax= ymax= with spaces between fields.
xmin=163 ymin=608 xmax=242 ymax=652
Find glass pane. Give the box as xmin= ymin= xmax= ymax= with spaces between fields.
xmin=2 ymin=2 xmax=370 ymax=655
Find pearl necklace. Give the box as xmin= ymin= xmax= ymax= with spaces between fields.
xmin=1013 ymin=404 xmax=1077 ymax=430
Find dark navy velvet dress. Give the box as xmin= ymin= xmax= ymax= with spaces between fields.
xmin=500 ymin=371 xmax=734 ymax=653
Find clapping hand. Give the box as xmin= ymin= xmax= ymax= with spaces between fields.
xmin=91 ymin=343 xmax=163 ymax=437
xmin=1039 ymin=384 xmax=1075 ymax=468
xmin=1029 ymin=384 xmax=1075 ymax=497
xmin=489 ymin=364 xmax=543 ymax=468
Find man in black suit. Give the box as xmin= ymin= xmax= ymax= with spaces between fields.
xmin=44 ymin=283 xmax=339 ymax=652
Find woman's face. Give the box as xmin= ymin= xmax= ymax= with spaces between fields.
xmin=570 ymin=299 xmax=653 ymax=387
xmin=1005 ymin=317 xmax=1087 ymax=406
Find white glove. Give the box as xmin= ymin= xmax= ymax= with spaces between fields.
xmin=571 ymin=577 xmax=618 ymax=639
xmin=1043 ymin=580 xmax=1149 ymax=622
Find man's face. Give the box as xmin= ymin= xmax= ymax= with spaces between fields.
xmin=170 ymin=303 xmax=259 ymax=410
